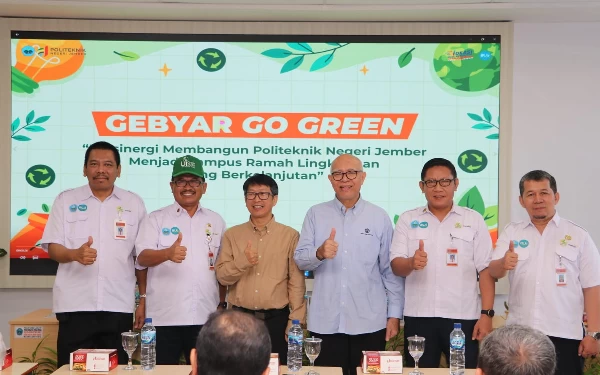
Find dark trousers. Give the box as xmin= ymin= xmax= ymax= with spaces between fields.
xmin=155 ymin=325 xmax=202 ymax=365
xmin=548 ymin=336 xmax=584 ymax=375
xmin=310 ymin=329 xmax=386 ymax=375
xmin=56 ymin=311 xmax=133 ymax=367
xmin=232 ymin=305 xmax=290 ymax=364
xmin=403 ymin=316 xmax=479 ymax=368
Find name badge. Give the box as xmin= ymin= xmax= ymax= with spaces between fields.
xmin=114 ymin=219 xmax=127 ymax=240
xmin=208 ymin=250 xmax=215 ymax=271
xmin=447 ymin=248 xmax=458 ymax=266
xmin=556 ymin=267 xmax=567 ymax=286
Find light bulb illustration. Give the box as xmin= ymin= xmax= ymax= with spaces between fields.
xmin=12 ymin=39 xmax=85 ymax=94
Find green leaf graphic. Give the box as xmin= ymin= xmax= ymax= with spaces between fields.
xmin=113 ymin=51 xmax=140 ymax=61
xmin=458 ymin=186 xmax=485 ymax=216
xmin=497 ymin=115 xmax=500 ymax=125
xmin=398 ymin=48 xmax=415 ymax=68
xmin=0 ymin=248 xmax=6 ymax=257
xmin=483 ymin=108 xmax=492 ymax=122
xmin=467 ymin=113 xmax=483 ymax=121
xmin=486 ymin=133 xmax=499 ymax=140
xmin=280 ymin=56 xmax=304 ymax=74
xmin=42 ymin=204 xmax=50 ymax=213
xmin=483 ymin=205 xmax=498 ymax=227
xmin=12 ymin=135 xmax=31 ymax=141
xmin=34 ymin=116 xmax=50 ymax=124
xmin=261 ymin=49 xmax=293 ymax=58
xmin=286 ymin=43 xmax=312 ymax=53
xmin=26 ymin=110 xmax=35 ymax=125
xmin=24 ymin=125 xmax=45 ymax=132
xmin=393 ymin=214 xmax=399 ymax=225
xmin=11 ymin=118 xmax=20 ymax=132
xmin=310 ymin=53 xmax=334 ymax=71
xmin=17 ymin=208 xmax=27 ymax=216
xmin=472 ymin=123 xmax=493 ymax=130
xmin=326 ymin=43 xmax=341 ymax=47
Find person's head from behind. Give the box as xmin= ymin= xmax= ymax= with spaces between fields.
xmin=191 ymin=310 xmax=271 ymax=375
xmin=83 ymin=141 xmax=121 ymax=193
xmin=243 ymin=174 xmax=279 ymax=223
xmin=518 ymin=170 xmax=559 ymax=222
xmin=477 ymin=324 xmax=556 ymax=375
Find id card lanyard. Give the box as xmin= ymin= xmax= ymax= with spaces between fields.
xmin=556 ymin=255 xmax=567 ymax=286
xmin=114 ymin=206 xmax=127 ymax=240
xmin=447 ymin=234 xmax=458 ymax=266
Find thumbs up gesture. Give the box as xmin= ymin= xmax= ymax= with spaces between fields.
xmin=75 ymin=236 xmax=97 ymax=266
xmin=317 ymin=228 xmax=339 ymax=260
xmin=411 ymin=240 xmax=428 ymax=270
xmin=244 ymin=240 xmax=259 ymax=265
xmin=167 ymin=233 xmax=187 ymax=263
xmin=503 ymin=241 xmax=519 ymax=270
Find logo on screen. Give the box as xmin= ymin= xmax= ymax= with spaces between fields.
xmin=446 ymin=49 xmax=474 ymax=61
xmin=479 ymin=51 xmax=492 ymax=61
xmin=21 ymin=45 xmax=35 ymax=56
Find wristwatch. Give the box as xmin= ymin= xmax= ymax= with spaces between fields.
xmin=218 ymin=302 xmax=227 ymax=309
xmin=481 ymin=309 xmax=495 ymax=318
xmin=139 ymin=294 xmax=146 ymax=298
xmin=587 ymin=331 xmax=600 ymax=340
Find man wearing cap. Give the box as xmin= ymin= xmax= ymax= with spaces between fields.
xmin=136 ymin=155 xmax=227 ymax=365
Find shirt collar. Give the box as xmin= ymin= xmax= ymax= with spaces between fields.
xmin=78 ymin=184 xmax=123 ymax=201
xmin=172 ymin=202 xmax=203 ymax=217
xmin=247 ymin=215 xmax=276 ymax=232
xmin=524 ymin=211 xmax=561 ymax=228
xmin=332 ymin=195 xmax=365 ymax=215
xmin=419 ymin=202 xmax=460 ymax=217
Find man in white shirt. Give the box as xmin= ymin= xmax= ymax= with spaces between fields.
xmin=489 ymin=170 xmax=600 ymax=375
xmin=390 ymin=158 xmax=495 ymax=369
xmin=41 ymin=141 xmax=147 ymax=367
xmin=136 ymin=155 xmax=227 ymax=365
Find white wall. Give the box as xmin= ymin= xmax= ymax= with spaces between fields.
xmin=2 ymin=21 xmax=599 ymax=340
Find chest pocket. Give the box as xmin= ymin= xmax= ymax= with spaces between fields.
xmin=555 ymin=245 xmax=579 ymax=273
xmin=66 ymin=211 xmax=89 ymax=238
xmin=408 ymin=229 xmax=428 ymax=257
xmin=450 ymin=228 xmax=475 ymax=258
xmin=159 ymin=234 xmax=176 ymax=249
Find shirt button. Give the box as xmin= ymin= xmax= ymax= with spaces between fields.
xmin=345 ymin=234 xmax=348 ymax=236
xmin=259 ymin=239 xmax=263 ymax=242
xmin=344 ymin=251 xmax=347 ymax=253
xmin=259 ymin=255 xmax=262 ymax=258
xmin=257 ymin=273 xmax=260 ymax=276
xmin=343 ymin=267 xmax=346 ymax=270
xmin=255 ymin=290 xmax=258 ymax=293
xmin=342 ymin=285 xmax=346 ymax=288
xmin=255 ymin=306 xmax=258 ymax=309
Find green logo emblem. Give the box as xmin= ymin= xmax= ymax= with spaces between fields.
xmin=25 ymin=164 xmax=56 ymax=188
xmin=458 ymin=150 xmax=488 ymax=174
xmin=197 ymin=48 xmax=226 ymax=72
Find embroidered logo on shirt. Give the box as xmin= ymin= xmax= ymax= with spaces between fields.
xmin=162 ymin=228 xmax=171 ymax=235
xmin=559 ymin=235 xmax=572 ymax=247
xmin=410 ymin=220 xmax=419 ymax=229
xmin=77 ymin=204 xmax=87 ymax=212
xmin=360 ymin=228 xmax=373 ymax=236
xmin=69 ymin=204 xmax=77 ymax=212
xmin=171 ymin=227 xmax=180 ymax=235
xmin=455 ymin=222 xmax=462 ymax=228
xmin=419 ymin=222 xmax=429 ymax=228
xmin=518 ymin=240 xmax=529 ymax=248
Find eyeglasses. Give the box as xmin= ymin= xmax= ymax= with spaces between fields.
xmin=173 ymin=179 xmax=204 ymax=187
xmin=421 ymin=178 xmax=455 ymax=188
xmin=331 ymin=170 xmax=362 ymax=181
xmin=245 ymin=192 xmax=273 ymax=200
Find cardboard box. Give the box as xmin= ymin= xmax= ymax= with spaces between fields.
xmin=70 ymin=349 xmax=118 ymax=372
xmin=1 ymin=348 xmax=13 ymax=370
xmin=268 ymin=353 xmax=279 ymax=375
xmin=362 ymin=351 xmax=403 ymax=374
xmin=9 ymin=309 xmax=57 ymax=368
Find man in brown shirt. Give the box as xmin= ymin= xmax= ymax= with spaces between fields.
xmin=215 ymin=173 xmax=307 ymax=363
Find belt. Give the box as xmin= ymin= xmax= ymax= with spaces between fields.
xmin=232 ymin=305 xmax=289 ymax=320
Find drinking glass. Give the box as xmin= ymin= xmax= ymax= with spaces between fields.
xmin=304 ymin=337 xmax=322 ymax=375
xmin=121 ymin=331 xmax=139 ymax=370
xmin=408 ymin=335 xmax=425 ymax=375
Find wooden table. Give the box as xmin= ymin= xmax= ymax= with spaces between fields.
xmin=282 ymin=366 xmax=342 ymax=374
xmin=0 ymin=363 xmax=39 ymax=375
xmin=51 ymin=364 xmax=192 ymax=374
xmin=357 ymin=367 xmax=476 ymax=374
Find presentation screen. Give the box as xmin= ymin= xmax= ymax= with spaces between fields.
xmin=9 ymin=31 xmax=501 ymax=275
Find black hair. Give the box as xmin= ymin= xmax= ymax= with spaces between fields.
xmin=243 ymin=173 xmax=279 ymax=196
xmin=84 ymin=141 xmax=120 ymax=166
xmin=519 ymin=170 xmax=557 ymax=196
xmin=420 ymin=157 xmax=457 ymax=180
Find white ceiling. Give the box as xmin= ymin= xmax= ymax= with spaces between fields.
xmin=2 ymin=0 xmax=600 ymax=22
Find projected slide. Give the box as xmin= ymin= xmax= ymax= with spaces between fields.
xmin=9 ymin=32 xmax=501 ymax=275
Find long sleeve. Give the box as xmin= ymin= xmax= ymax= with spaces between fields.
xmin=294 ymin=207 xmax=324 ymax=271
xmin=287 ymin=231 xmax=307 ymax=324
xmin=215 ymin=229 xmax=252 ymax=286
xmin=379 ymin=215 xmax=405 ymax=319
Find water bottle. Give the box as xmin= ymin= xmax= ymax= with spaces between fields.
xmin=287 ymin=319 xmax=303 ymax=372
xmin=141 ymin=318 xmax=156 ymax=370
xmin=449 ymin=323 xmax=466 ymax=375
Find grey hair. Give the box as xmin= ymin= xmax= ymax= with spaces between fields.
xmin=478 ymin=324 xmax=556 ymax=375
